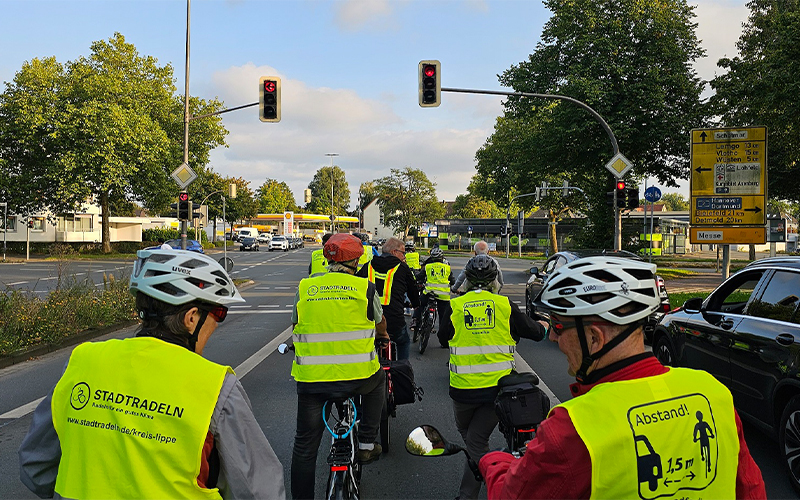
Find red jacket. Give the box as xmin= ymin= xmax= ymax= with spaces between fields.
xmin=479 ymin=355 xmax=766 ymax=499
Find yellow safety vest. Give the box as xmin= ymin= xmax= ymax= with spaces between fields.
xmin=309 ymin=248 xmax=328 ymax=276
xmin=367 ymin=263 xmax=401 ymax=306
xmin=358 ymin=244 xmax=374 ymax=269
xmin=406 ymin=252 xmax=421 ymax=270
xmin=556 ymin=367 xmax=739 ymax=499
xmin=448 ymin=290 xmax=515 ymax=389
xmin=425 ymin=261 xmax=452 ymax=301
xmin=292 ymin=272 xmax=380 ymax=383
xmin=51 ymin=337 xmax=231 ymax=500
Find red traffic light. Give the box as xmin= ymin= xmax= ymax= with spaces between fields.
xmin=423 ymin=65 xmax=436 ymax=78
xmin=616 ymin=181 xmax=626 ymax=190
xmin=179 ymin=192 xmax=189 ymax=202
xmin=264 ymin=80 xmax=276 ymax=93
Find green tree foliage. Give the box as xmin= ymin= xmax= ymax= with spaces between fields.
xmin=306 ymin=165 xmax=350 ymax=216
xmin=255 ymin=178 xmax=298 ymax=213
xmin=357 ymin=181 xmax=378 ymax=213
xmin=0 ymin=33 xmax=227 ymax=252
xmin=475 ymin=0 xmax=706 ymax=248
xmin=710 ymin=0 xmax=800 ymax=202
xmin=374 ymin=167 xmax=444 ymax=237
xmin=451 ymin=194 xmax=503 ymax=219
xmin=224 ymin=177 xmax=258 ymax=225
xmin=660 ymin=193 xmax=690 ymax=211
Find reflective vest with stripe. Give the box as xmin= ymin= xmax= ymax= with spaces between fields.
xmin=51 ymin=337 xmax=231 ymax=500
xmin=358 ymin=244 xmax=374 ymax=269
xmin=555 ymin=367 xmax=739 ymax=499
xmin=367 ymin=262 xmax=401 ymax=305
xmin=292 ymin=272 xmax=380 ymax=382
xmin=448 ymin=290 xmax=515 ymax=389
xmin=406 ymin=251 xmax=421 ymax=270
xmin=309 ymin=248 xmax=328 ymax=276
xmin=425 ymin=261 xmax=451 ymax=301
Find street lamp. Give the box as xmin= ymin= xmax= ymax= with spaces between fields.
xmin=325 ymin=153 xmax=338 ymax=233
xmin=198 ymin=185 xmax=235 ymax=272
xmin=0 ymin=202 xmax=6 ymax=262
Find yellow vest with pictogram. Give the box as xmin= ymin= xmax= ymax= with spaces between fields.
xmin=358 ymin=244 xmax=374 ymax=269
xmin=367 ymin=263 xmax=401 ymax=305
xmin=448 ymin=290 xmax=515 ymax=389
xmin=292 ymin=272 xmax=380 ymax=383
xmin=555 ymin=367 xmax=739 ymax=500
xmin=406 ymin=251 xmax=421 ymax=270
xmin=51 ymin=337 xmax=231 ymax=500
xmin=309 ymin=248 xmax=328 ymax=276
xmin=425 ymin=261 xmax=451 ymax=301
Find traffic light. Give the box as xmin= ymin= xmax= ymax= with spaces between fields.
xmin=27 ymin=220 xmax=34 ymax=229
xmin=500 ymin=224 xmax=507 ymax=237
xmin=418 ymin=60 xmax=441 ymax=107
xmin=191 ymin=202 xmax=201 ymax=220
xmin=259 ymin=76 xmax=281 ymax=123
xmin=615 ymin=181 xmax=627 ymax=208
xmin=178 ymin=192 xmax=190 ymax=220
xmin=606 ymin=191 xmax=615 ymax=207
xmin=304 ymin=189 xmax=311 ymax=204
xmin=626 ymin=187 xmax=639 ymax=210
xmin=169 ymin=203 xmax=179 ymax=219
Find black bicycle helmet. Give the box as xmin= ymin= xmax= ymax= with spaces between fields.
xmin=464 ymin=254 xmax=498 ymax=287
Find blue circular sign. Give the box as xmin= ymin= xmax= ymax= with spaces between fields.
xmin=644 ymin=186 xmax=662 ymax=203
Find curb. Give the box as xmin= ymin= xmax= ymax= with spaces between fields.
xmin=0 ymin=320 xmax=139 ymax=370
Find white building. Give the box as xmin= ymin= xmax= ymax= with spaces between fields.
xmin=362 ymin=198 xmax=398 ymax=241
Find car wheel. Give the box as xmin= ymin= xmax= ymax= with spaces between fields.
xmin=653 ymin=334 xmax=675 ymax=366
xmin=780 ymin=395 xmax=800 ymax=495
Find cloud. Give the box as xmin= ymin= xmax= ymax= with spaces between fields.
xmin=334 ymin=0 xmax=396 ymax=32
xmin=691 ymin=0 xmax=749 ymax=84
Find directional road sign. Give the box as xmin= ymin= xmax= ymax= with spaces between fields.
xmin=690 ymin=227 xmax=766 ymax=245
xmin=690 ymin=126 xmax=767 ymax=226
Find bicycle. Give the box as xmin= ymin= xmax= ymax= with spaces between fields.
xmin=377 ymin=340 xmax=396 ymax=453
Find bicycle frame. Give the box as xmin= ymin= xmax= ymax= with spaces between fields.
xmin=324 ymin=398 xmax=361 ymax=500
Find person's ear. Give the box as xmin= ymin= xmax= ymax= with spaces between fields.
xmin=182 ymin=306 xmax=199 ymax=331
xmin=587 ymin=323 xmax=608 ymax=355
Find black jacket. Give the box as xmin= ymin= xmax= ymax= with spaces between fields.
xmin=357 ymin=253 xmax=420 ymax=335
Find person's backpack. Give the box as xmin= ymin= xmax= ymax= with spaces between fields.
xmin=380 ymin=358 xmax=423 ymax=405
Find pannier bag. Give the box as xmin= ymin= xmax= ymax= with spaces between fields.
xmin=494 ymin=372 xmax=550 ymax=433
xmin=380 ymin=358 xmax=423 ymax=405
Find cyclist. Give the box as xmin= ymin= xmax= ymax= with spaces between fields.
xmin=308 ymin=232 xmax=333 ymax=277
xmin=479 ymin=256 xmax=766 ymax=499
xmin=452 ymin=240 xmax=503 ymax=293
xmin=356 ymin=237 xmax=420 ymax=360
xmin=353 ymin=232 xmax=378 ymax=271
xmin=449 ymin=254 xmax=548 ymax=499
xmin=18 ymin=249 xmax=285 ymax=499
xmin=405 ymin=241 xmax=421 ymax=271
xmin=413 ymin=246 xmax=455 ymax=347
xmin=290 ymin=233 xmax=390 ymax=499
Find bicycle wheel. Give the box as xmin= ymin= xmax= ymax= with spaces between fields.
xmin=419 ymin=311 xmax=433 ymax=354
xmin=379 ymin=404 xmax=390 ymax=452
xmin=327 ymin=470 xmax=345 ymax=500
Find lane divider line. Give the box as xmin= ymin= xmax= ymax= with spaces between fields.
xmin=513 ymin=353 xmax=561 ymax=407
xmin=0 ymin=397 xmax=45 ymax=420
xmin=234 ymin=325 xmax=293 ymax=378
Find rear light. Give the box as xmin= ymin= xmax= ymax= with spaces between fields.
xmin=662 ymin=303 xmax=671 ymax=313
xmin=331 ymin=466 xmax=348 ymax=471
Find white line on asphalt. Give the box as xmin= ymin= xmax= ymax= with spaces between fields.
xmin=0 ymin=397 xmax=45 ymax=419
xmin=284 ymin=304 xmax=292 ymax=307
xmin=40 ymin=277 xmax=57 ymax=281
xmin=230 ymin=305 xmax=251 ymax=308
xmin=5 ymin=281 xmax=29 ymax=286
xmin=513 ymin=300 xmax=522 ymax=304
xmin=254 ymin=287 xmax=270 ymax=290
xmin=513 ymin=353 xmax=561 ymax=407
xmin=228 ymin=310 xmax=292 ymax=314
xmin=275 ymin=286 xmax=291 ymax=290
xmin=234 ymin=325 xmax=293 ymax=378
xmin=258 ymin=304 xmax=279 ymax=308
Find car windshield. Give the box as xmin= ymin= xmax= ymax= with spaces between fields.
xmin=273 ymin=236 xmax=285 ymax=241
xmin=242 ymin=237 xmax=256 ymax=243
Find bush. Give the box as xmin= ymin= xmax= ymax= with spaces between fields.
xmin=142 ymin=228 xmax=207 ymax=243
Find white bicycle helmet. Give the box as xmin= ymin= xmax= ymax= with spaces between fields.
xmin=130 ymin=249 xmax=245 ymax=306
xmin=535 ymin=256 xmax=659 ymax=325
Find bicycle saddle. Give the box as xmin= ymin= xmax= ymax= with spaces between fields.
xmin=498 ymin=371 xmax=539 ymax=387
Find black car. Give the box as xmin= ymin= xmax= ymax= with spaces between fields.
xmin=652 ymin=256 xmax=800 ymax=493
xmin=239 ymin=237 xmax=259 ymax=251
xmin=524 ymin=250 xmax=671 ymax=339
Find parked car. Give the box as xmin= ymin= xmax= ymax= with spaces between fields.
xmin=269 ymin=235 xmax=289 ymax=252
xmin=239 ymin=237 xmax=259 ymax=251
xmin=146 ymin=239 xmax=204 ymax=253
xmin=524 ymin=250 xmax=670 ymax=338
xmin=258 ymin=232 xmax=272 ymax=244
xmin=652 ymin=257 xmax=800 ymax=494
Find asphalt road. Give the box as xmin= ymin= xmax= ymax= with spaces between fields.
xmin=0 ymin=248 xmax=795 ymax=498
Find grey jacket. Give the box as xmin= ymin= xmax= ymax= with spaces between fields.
xmin=453 ymin=256 xmax=504 ymax=293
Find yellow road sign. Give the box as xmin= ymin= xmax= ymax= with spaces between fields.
xmin=690 ymin=227 xmax=766 ymax=245
xmin=690 ymin=195 xmax=765 ymax=225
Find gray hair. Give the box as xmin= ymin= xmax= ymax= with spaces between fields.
xmin=328 ymin=259 xmax=359 ymax=274
xmin=473 ymin=240 xmax=489 ymax=255
xmin=382 ymin=237 xmax=405 ymax=254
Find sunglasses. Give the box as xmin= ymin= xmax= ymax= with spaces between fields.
xmin=549 ymin=317 xmax=578 ymax=335
xmin=203 ymin=305 xmax=229 ymax=323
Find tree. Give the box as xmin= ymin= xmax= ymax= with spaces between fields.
xmin=476 ymin=0 xmax=706 ymax=248
xmin=373 ymin=167 xmax=444 ymax=237
xmin=306 ymin=165 xmax=350 ymax=218
xmin=224 ymin=177 xmax=258 ymax=226
xmin=660 ymin=193 xmax=690 ymax=211
xmin=357 ymin=181 xmax=378 ymax=213
xmin=451 ymin=194 xmax=503 ymax=219
xmin=710 ymin=0 xmax=800 ymax=203
xmin=0 ymin=33 xmax=228 ymax=252
xmin=255 ymin=179 xmax=298 ymax=213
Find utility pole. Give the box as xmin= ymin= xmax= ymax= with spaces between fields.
xmin=325 ymin=153 xmax=338 ymax=233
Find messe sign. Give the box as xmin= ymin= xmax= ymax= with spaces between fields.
xmin=690 ymin=227 xmax=766 ymax=245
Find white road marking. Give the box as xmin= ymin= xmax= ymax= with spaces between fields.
xmin=513 ymin=353 xmax=561 ymax=407
xmin=0 ymin=398 xmax=44 ymax=419
xmin=5 ymin=281 xmax=28 ymax=286
xmin=230 ymin=305 xmax=251 ymax=308
xmin=258 ymin=304 xmax=280 ymax=308
xmin=254 ymin=287 xmax=271 ymax=290
xmin=227 ymin=310 xmax=291 ymax=314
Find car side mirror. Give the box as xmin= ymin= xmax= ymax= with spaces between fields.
xmin=529 ymin=266 xmax=540 ymax=276
xmin=405 ymin=425 xmax=463 ymax=457
xmin=682 ymin=297 xmax=704 ymax=314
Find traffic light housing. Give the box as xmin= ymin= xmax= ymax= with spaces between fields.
xmin=419 ymin=60 xmax=441 ymax=107
xmin=500 ymin=224 xmax=507 ymax=236
xmin=169 ymin=203 xmax=179 ymax=219
xmin=27 ymin=220 xmax=34 ymax=229
xmin=191 ymin=202 xmax=201 ymax=220
xmin=178 ymin=192 xmax=190 ymax=220
xmin=259 ymin=76 xmax=281 ymax=123
xmin=615 ymin=181 xmax=627 ymax=208
xmin=625 ymin=187 xmax=639 ymax=210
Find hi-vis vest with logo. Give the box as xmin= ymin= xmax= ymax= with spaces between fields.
xmin=555 ymin=367 xmax=738 ymax=500
xmin=425 ymin=261 xmax=451 ymax=301
xmin=406 ymin=251 xmax=421 ymax=270
xmin=358 ymin=244 xmax=374 ymax=269
xmin=367 ymin=263 xmax=401 ymax=305
xmin=309 ymin=248 xmax=328 ymax=276
xmin=51 ymin=337 xmax=231 ymax=500
xmin=292 ymin=272 xmax=380 ymax=383
xmin=449 ymin=290 xmax=515 ymax=389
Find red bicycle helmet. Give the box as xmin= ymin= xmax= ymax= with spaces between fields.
xmin=323 ymin=233 xmax=363 ymax=262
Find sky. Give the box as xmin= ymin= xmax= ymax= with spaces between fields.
xmin=0 ymin=0 xmax=750 ymax=210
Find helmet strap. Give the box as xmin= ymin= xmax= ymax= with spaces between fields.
xmin=189 ymin=309 xmax=210 ymax=353
xmin=574 ymin=319 xmax=640 ymax=384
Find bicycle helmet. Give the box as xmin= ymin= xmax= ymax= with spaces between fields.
xmin=323 ymin=233 xmax=363 ymax=262
xmin=429 ymin=247 xmax=444 ymax=260
xmin=464 ymin=254 xmax=498 ymax=287
xmin=405 ymin=241 xmax=415 ymax=251
xmin=534 ymin=256 xmax=659 ymax=325
xmin=352 ymin=232 xmax=370 ymax=243
xmin=130 ymin=249 xmax=244 ymax=306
